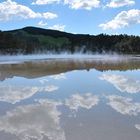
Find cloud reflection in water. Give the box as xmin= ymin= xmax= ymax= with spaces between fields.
xmin=0 ymin=86 xmax=39 ymax=104
xmin=65 ymin=93 xmax=99 ymax=111
xmin=135 ymin=124 xmax=140 ymax=131
xmin=0 ymin=84 xmax=59 ymax=104
xmin=107 ymin=95 xmax=140 ymax=116
xmin=0 ymin=99 xmax=65 ymax=140
xmin=100 ymin=74 xmax=140 ymax=94
xmin=50 ymin=73 xmax=66 ymax=80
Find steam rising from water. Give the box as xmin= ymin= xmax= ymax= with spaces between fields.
xmin=0 ymin=54 xmax=138 ymax=64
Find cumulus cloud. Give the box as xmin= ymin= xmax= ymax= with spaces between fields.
xmin=65 ymin=93 xmax=99 ymax=111
xmin=50 ymin=73 xmax=66 ymax=80
xmin=0 ymin=0 xmax=58 ymax=21
xmin=106 ymin=0 xmax=135 ymax=8
xmin=64 ymin=0 xmax=100 ymax=10
xmin=42 ymin=12 xmax=58 ymax=19
xmin=38 ymin=20 xmax=48 ymax=26
xmin=49 ymin=24 xmax=66 ymax=31
xmin=0 ymin=99 xmax=65 ymax=140
xmin=107 ymin=95 xmax=140 ymax=116
xmin=32 ymin=0 xmax=60 ymax=5
xmin=99 ymin=9 xmax=140 ymax=30
xmin=99 ymin=74 xmax=140 ymax=94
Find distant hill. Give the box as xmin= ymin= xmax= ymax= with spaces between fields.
xmin=0 ymin=26 xmax=140 ymax=54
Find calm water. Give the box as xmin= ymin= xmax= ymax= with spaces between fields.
xmin=0 ymin=55 xmax=140 ymax=140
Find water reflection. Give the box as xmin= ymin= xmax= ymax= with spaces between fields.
xmin=50 ymin=73 xmax=67 ymax=80
xmin=107 ymin=95 xmax=140 ymax=116
xmin=0 ymin=58 xmax=140 ymax=81
xmin=0 ymin=85 xmax=39 ymax=104
xmin=0 ymin=99 xmax=65 ymax=140
xmin=0 ymin=57 xmax=140 ymax=140
xmin=100 ymin=74 xmax=140 ymax=94
xmin=65 ymin=93 xmax=99 ymax=111
xmin=135 ymin=124 xmax=140 ymax=131
xmin=0 ymin=83 xmax=59 ymax=104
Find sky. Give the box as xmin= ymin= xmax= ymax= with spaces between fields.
xmin=0 ymin=0 xmax=140 ymax=35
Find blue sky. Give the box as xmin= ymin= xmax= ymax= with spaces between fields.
xmin=0 ymin=0 xmax=140 ymax=35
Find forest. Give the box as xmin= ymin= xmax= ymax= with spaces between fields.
xmin=0 ymin=26 xmax=140 ymax=54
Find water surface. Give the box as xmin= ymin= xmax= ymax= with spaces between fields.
xmin=0 ymin=55 xmax=140 ymax=140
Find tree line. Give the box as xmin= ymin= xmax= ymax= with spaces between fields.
xmin=0 ymin=26 xmax=140 ymax=54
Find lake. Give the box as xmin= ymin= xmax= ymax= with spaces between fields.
xmin=0 ymin=55 xmax=140 ymax=140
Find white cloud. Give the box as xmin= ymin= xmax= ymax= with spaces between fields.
xmin=107 ymin=0 xmax=135 ymax=8
xmin=0 ymin=0 xmax=58 ymax=21
xmin=64 ymin=0 xmax=100 ymax=10
xmin=50 ymin=73 xmax=66 ymax=80
xmin=0 ymin=99 xmax=65 ymax=140
xmin=32 ymin=0 xmax=60 ymax=5
xmin=99 ymin=9 xmax=140 ymax=30
xmin=135 ymin=124 xmax=140 ymax=130
xmin=99 ymin=74 xmax=140 ymax=94
xmin=42 ymin=12 xmax=58 ymax=19
xmin=38 ymin=20 xmax=48 ymax=26
xmin=65 ymin=93 xmax=99 ymax=111
xmin=107 ymin=95 xmax=140 ymax=116
xmin=49 ymin=24 xmax=66 ymax=31
xmin=0 ymin=85 xmax=39 ymax=104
